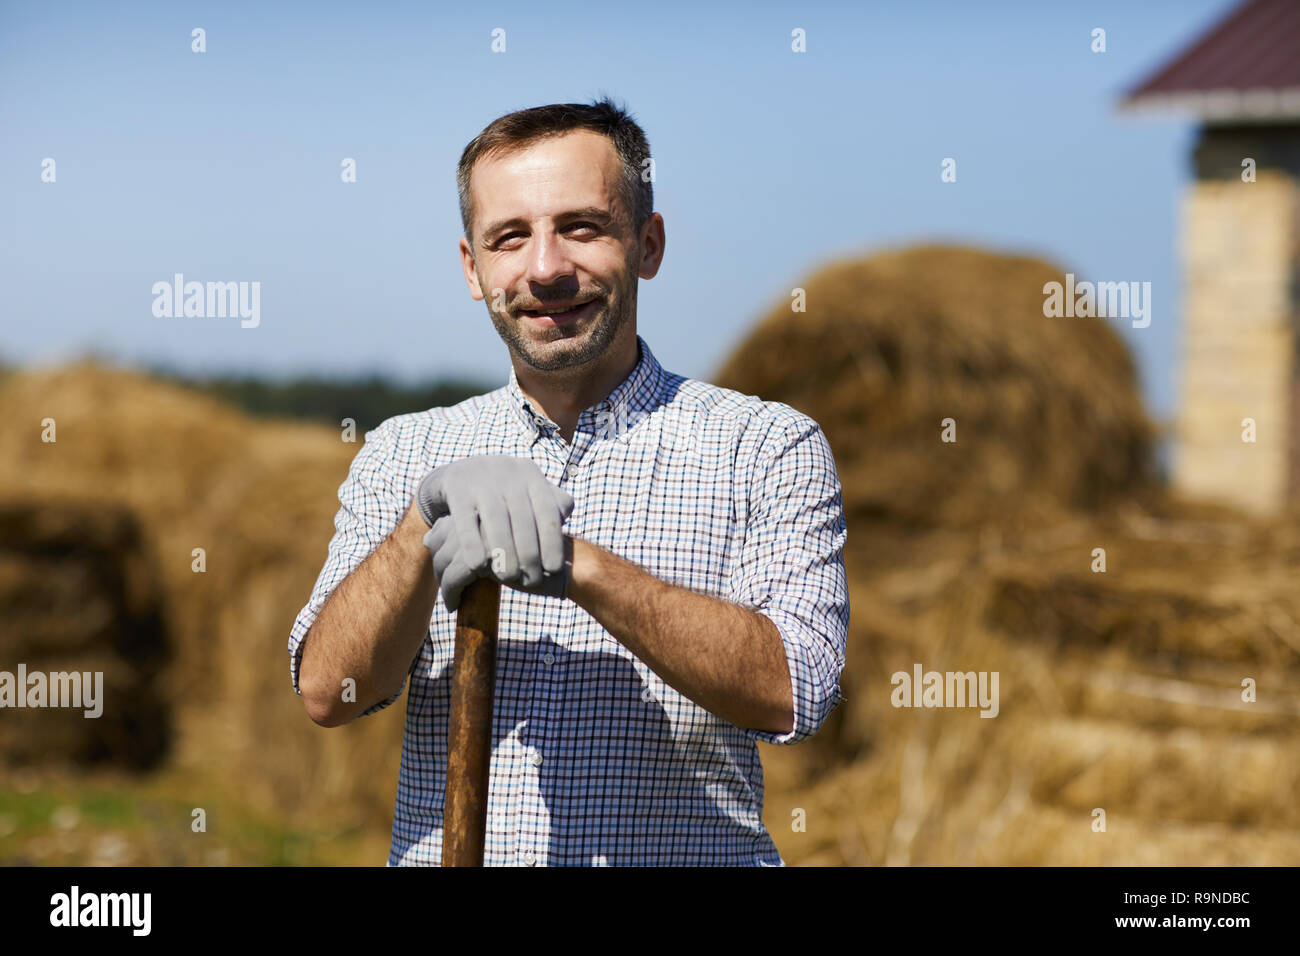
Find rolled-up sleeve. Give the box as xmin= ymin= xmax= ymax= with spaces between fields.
xmin=727 ymin=411 xmax=849 ymax=745
xmin=288 ymin=417 xmax=414 ymax=717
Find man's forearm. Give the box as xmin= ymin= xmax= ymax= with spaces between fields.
xmin=299 ymin=501 xmax=437 ymax=726
xmin=565 ymin=537 xmax=795 ymax=735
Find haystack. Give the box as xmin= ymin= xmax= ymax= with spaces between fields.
xmin=0 ymin=499 xmax=168 ymax=769
xmin=714 ymin=245 xmax=1157 ymax=528
xmin=0 ymin=363 xmax=405 ymax=824
xmin=724 ymin=247 xmax=1300 ymax=865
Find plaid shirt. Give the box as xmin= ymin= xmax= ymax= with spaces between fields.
xmin=288 ymin=334 xmax=849 ymax=866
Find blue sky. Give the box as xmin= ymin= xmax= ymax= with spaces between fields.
xmin=1 ymin=0 xmax=1238 ymax=422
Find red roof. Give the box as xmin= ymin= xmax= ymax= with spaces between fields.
xmin=1124 ymin=0 xmax=1300 ymax=121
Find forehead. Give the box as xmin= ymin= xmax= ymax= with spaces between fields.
xmin=471 ymin=129 xmax=623 ymax=220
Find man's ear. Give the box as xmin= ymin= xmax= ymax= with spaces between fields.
xmin=636 ymin=212 xmax=665 ymax=281
xmin=459 ymin=236 xmax=485 ymax=301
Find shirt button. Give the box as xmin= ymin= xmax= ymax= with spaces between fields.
xmin=562 ymin=464 xmax=575 ymax=481
xmin=641 ymin=686 xmax=655 ymax=702
xmin=529 ymin=751 xmax=544 ymax=767
xmin=524 ymin=850 xmax=536 ymax=866
xmin=542 ymin=652 xmax=555 ymax=666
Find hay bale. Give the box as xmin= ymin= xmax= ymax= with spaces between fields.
xmin=0 ymin=499 xmax=169 ymax=769
xmin=714 ymin=245 xmax=1157 ymax=528
xmin=0 ymin=363 xmax=403 ymax=823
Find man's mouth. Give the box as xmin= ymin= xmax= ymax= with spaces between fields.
xmin=519 ymin=299 xmax=598 ymax=324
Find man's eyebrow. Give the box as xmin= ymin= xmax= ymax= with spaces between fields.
xmin=481 ymin=208 xmax=614 ymax=243
xmin=557 ymin=207 xmax=613 ymax=224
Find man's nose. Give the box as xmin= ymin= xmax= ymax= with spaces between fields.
xmin=525 ymin=227 xmax=576 ymax=285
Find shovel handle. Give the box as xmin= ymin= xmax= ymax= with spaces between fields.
xmin=441 ymin=576 xmax=502 ymax=866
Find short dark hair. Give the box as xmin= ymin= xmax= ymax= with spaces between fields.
xmin=457 ymin=95 xmax=653 ymax=248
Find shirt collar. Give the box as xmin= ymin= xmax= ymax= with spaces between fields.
xmin=505 ymin=334 xmax=664 ymax=441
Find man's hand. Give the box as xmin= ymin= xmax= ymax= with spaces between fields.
xmin=423 ymin=517 xmax=574 ymax=610
xmin=420 ymin=515 xmax=485 ymax=611
xmin=415 ymin=455 xmax=574 ymax=608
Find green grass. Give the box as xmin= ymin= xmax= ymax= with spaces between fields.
xmin=0 ymin=768 xmax=389 ymax=866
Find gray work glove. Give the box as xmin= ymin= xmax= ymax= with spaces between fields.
xmin=423 ymin=514 xmax=574 ymax=610
xmin=421 ymin=515 xmax=483 ymax=611
xmin=416 ymin=455 xmax=575 ymax=609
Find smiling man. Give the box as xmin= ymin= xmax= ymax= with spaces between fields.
xmin=289 ymin=97 xmax=849 ymax=866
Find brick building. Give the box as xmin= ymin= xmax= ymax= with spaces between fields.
xmin=1123 ymin=0 xmax=1300 ymax=515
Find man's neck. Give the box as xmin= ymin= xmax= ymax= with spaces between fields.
xmin=515 ymin=329 xmax=639 ymax=443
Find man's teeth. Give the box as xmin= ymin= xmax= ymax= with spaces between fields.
xmin=527 ymin=301 xmax=588 ymax=316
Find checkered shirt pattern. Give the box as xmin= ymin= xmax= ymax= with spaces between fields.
xmin=288 ymin=334 xmax=849 ymax=866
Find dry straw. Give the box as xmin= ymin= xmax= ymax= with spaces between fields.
xmin=0 ymin=363 xmax=403 ymax=826
xmin=718 ymin=245 xmax=1300 ymax=864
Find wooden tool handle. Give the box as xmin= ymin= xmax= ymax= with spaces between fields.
xmin=442 ymin=576 xmax=502 ymax=867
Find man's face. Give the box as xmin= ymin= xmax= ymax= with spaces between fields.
xmin=459 ymin=129 xmax=662 ymax=373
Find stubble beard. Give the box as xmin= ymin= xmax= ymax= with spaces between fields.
xmin=484 ymin=258 xmax=639 ymax=374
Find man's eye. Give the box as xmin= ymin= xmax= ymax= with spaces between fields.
xmin=493 ymin=224 xmax=596 ymax=248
